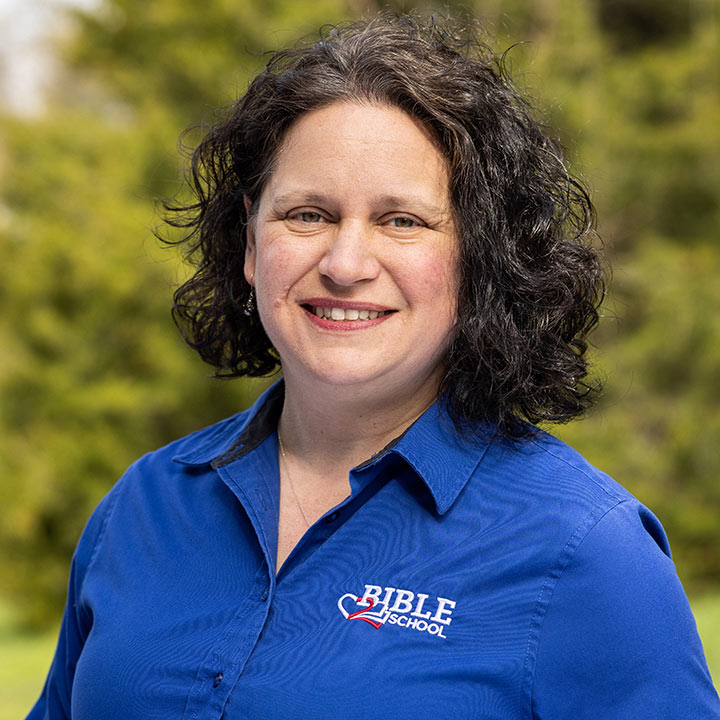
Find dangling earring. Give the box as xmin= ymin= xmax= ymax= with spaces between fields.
xmin=244 ymin=275 xmax=255 ymax=316
xmin=244 ymin=287 xmax=255 ymax=316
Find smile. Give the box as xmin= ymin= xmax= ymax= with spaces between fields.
xmin=306 ymin=305 xmax=393 ymax=322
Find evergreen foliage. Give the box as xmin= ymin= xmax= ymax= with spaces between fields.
xmin=1 ymin=0 xmax=718 ymax=626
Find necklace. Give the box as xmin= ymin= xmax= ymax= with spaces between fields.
xmin=277 ymin=430 xmax=311 ymax=528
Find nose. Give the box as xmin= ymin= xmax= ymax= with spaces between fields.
xmin=317 ymin=219 xmax=381 ymax=287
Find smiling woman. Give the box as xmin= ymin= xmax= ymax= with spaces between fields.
xmin=28 ymin=11 xmax=720 ymax=720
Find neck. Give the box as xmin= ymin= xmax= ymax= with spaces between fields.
xmin=278 ymin=371 xmax=441 ymax=473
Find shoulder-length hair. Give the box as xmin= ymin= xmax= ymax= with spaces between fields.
xmin=164 ymin=12 xmax=605 ymax=440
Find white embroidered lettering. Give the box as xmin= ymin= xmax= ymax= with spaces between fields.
xmin=428 ymin=623 xmax=447 ymax=638
xmin=431 ymin=597 xmax=456 ymax=625
xmin=337 ymin=584 xmax=456 ymax=639
xmin=380 ymin=587 xmax=397 ymax=607
xmin=389 ymin=589 xmax=414 ymax=613
xmin=362 ymin=585 xmax=383 ymax=603
xmin=411 ymin=592 xmax=433 ymax=619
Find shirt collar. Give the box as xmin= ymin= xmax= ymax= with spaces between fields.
xmin=172 ymin=381 xmax=283 ymax=467
xmin=173 ymin=380 xmax=494 ymax=515
xmin=365 ymin=398 xmax=494 ymax=515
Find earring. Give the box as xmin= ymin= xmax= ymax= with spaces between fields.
xmin=244 ymin=279 xmax=255 ymax=316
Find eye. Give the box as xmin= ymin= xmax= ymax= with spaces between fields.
xmin=388 ymin=215 xmax=422 ymax=229
xmin=293 ymin=211 xmax=324 ymax=223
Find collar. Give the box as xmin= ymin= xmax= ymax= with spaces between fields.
xmin=172 ymin=381 xmax=283 ymax=467
xmin=173 ymin=380 xmax=493 ymax=516
xmin=370 ymin=398 xmax=494 ymax=515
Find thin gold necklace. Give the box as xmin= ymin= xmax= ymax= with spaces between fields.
xmin=277 ymin=430 xmax=311 ymax=528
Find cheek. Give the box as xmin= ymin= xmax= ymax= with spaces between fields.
xmin=255 ymin=237 xmax=310 ymax=294
xmin=403 ymin=250 xmax=458 ymax=311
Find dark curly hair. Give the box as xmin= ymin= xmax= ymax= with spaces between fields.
xmin=164 ymin=11 xmax=605 ymax=440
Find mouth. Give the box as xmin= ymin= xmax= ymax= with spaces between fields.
xmin=301 ymin=304 xmax=394 ymax=322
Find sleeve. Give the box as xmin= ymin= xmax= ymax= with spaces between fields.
xmin=26 ymin=485 xmax=120 ymax=720
xmin=531 ymin=500 xmax=720 ymax=719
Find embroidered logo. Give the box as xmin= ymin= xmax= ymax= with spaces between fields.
xmin=337 ymin=584 xmax=456 ymax=639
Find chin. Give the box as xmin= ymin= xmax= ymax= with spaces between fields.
xmin=307 ymin=367 xmax=386 ymax=388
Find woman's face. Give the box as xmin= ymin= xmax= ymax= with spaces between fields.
xmin=244 ymin=101 xmax=458 ymax=403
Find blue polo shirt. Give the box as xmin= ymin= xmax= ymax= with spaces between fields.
xmin=29 ymin=382 xmax=720 ymax=719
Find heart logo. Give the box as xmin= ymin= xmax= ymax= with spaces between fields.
xmin=337 ymin=593 xmax=385 ymax=629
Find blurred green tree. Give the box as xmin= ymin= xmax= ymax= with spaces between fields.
xmin=1 ymin=0 xmax=718 ymax=626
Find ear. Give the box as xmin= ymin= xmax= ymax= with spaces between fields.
xmin=243 ymin=195 xmax=256 ymax=285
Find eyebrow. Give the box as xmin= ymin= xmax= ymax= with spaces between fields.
xmin=271 ymin=192 xmax=330 ymax=208
xmin=270 ymin=191 xmax=448 ymax=218
xmin=373 ymin=194 xmax=447 ymax=217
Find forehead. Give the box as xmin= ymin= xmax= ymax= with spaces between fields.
xmin=262 ymin=101 xmax=451 ymax=207
xmin=279 ymin=100 xmax=444 ymax=154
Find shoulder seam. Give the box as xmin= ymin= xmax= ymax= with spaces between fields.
xmin=77 ymin=474 xmax=126 ymax=604
xmin=536 ymin=444 xmax=624 ymax=501
xmin=523 ymin=496 xmax=630 ymax=719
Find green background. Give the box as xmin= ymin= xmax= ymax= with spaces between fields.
xmin=1 ymin=0 xmax=718 ymax=708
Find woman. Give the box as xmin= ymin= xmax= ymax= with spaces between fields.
xmin=30 ymin=12 xmax=719 ymax=719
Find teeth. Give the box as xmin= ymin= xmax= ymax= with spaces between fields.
xmin=312 ymin=306 xmax=388 ymax=321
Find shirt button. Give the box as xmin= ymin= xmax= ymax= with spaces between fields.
xmin=325 ymin=511 xmax=339 ymax=523
xmin=213 ymin=672 xmax=223 ymax=688
xmin=261 ymin=587 xmax=269 ymax=601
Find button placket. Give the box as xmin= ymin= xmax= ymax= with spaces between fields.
xmin=181 ymin=568 xmax=274 ymax=720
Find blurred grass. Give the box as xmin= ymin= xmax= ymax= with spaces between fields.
xmin=693 ymin=593 xmax=720 ymax=685
xmin=2 ymin=595 xmax=718 ymax=718
xmin=0 ymin=602 xmax=57 ymax=720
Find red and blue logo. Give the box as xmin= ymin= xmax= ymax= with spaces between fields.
xmin=337 ymin=584 xmax=456 ymax=638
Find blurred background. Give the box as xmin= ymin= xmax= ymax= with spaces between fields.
xmin=1 ymin=0 xmax=718 ymax=712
